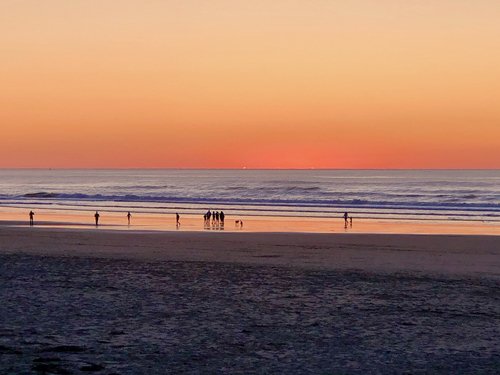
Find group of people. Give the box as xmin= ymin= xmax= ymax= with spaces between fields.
xmin=204 ymin=210 xmax=225 ymax=229
xmin=27 ymin=210 xmax=353 ymax=229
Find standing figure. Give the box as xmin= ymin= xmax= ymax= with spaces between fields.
xmin=344 ymin=212 xmax=349 ymax=227
xmin=206 ymin=210 xmax=212 ymax=223
xmin=95 ymin=211 xmax=100 ymax=227
xmin=220 ymin=211 xmax=225 ymax=225
xmin=349 ymin=216 xmax=353 ymax=228
xmin=176 ymin=213 xmax=180 ymax=228
xmin=29 ymin=210 xmax=35 ymax=226
xmin=127 ymin=211 xmax=132 ymax=225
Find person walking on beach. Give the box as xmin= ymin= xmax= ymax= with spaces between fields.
xmin=29 ymin=210 xmax=35 ymax=226
xmin=176 ymin=213 xmax=180 ymax=228
xmin=344 ymin=212 xmax=349 ymax=227
xmin=220 ymin=211 xmax=225 ymax=225
xmin=95 ymin=211 xmax=100 ymax=227
xmin=127 ymin=211 xmax=132 ymax=225
xmin=206 ymin=210 xmax=212 ymax=223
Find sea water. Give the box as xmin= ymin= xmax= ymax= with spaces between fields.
xmin=0 ymin=169 xmax=498 ymax=222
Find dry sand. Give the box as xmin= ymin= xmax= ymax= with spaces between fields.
xmin=0 ymin=225 xmax=499 ymax=373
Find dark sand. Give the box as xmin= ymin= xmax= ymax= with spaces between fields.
xmin=0 ymin=226 xmax=499 ymax=374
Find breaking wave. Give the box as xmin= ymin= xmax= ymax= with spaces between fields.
xmin=11 ymin=191 xmax=500 ymax=212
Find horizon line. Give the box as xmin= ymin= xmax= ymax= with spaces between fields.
xmin=0 ymin=167 xmax=498 ymax=171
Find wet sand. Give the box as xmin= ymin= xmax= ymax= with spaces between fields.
xmin=1 ymin=206 xmax=500 ymax=235
xmin=0 ymin=226 xmax=499 ymax=373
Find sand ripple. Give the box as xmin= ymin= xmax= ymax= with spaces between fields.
xmin=0 ymin=254 xmax=499 ymax=374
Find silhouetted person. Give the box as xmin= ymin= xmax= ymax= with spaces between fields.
xmin=349 ymin=216 xmax=353 ymax=227
xmin=206 ymin=210 xmax=212 ymax=222
xmin=29 ymin=211 xmax=34 ymax=226
xmin=220 ymin=211 xmax=225 ymax=224
xmin=176 ymin=213 xmax=180 ymax=227
xmin=127 ymin=212 xmax=132 ymax=225
xmin=215 ymin=211 xmax=219 ymax=223
xmin=344 ymin=212 xmax=349 ymax=226
xmin=240 ymin=220 xmax=243 ymax=229
xmin=95 ymin=211 xmax=100 ymax=227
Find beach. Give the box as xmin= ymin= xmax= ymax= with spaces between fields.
xmin=1 ymin=225 xmax=499 ymax=373
xmin=3 ymin=0 xmax=500 ymax=371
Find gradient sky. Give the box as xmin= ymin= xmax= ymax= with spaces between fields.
xmin=1 ymin=0 xmax=499 ymax=168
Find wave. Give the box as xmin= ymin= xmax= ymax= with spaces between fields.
xmin=8 ymin=192 xmax=500 ymax=212
xmin=23 ymin=192 xmax=61 ymax=198
xmin=226 ymin=186 xmax=322 ymax=192
xmin=122 ymin=185 xmax=174 ymax=190
xmin=7 ymin=200 xmax=500 ymax=217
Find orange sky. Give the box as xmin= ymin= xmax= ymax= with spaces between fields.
xmin=1 ymin=0 xmax=499 ymax=168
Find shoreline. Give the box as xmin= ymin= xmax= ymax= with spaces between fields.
xmin=1 ymin=208 xmax=500 ymax=236
xmin=2 ymin=219 xmax=500 ymax=237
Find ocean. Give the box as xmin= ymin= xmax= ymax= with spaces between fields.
xmin=0 ymin=169 xmax=498 ymax=222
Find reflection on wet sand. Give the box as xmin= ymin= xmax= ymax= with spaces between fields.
xmin=1 ymin=207 xmax=500 ymax=235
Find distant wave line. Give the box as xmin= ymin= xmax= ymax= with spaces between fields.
xmin=6 ymin=192 xmax=500 ymax=212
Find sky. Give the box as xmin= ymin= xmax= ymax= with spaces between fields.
xmin=1 ymin=0 xmax=499 ymax=168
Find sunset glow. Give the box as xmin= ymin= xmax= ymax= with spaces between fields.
xmin=1 ymin=0 xmax=499 ymax=168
